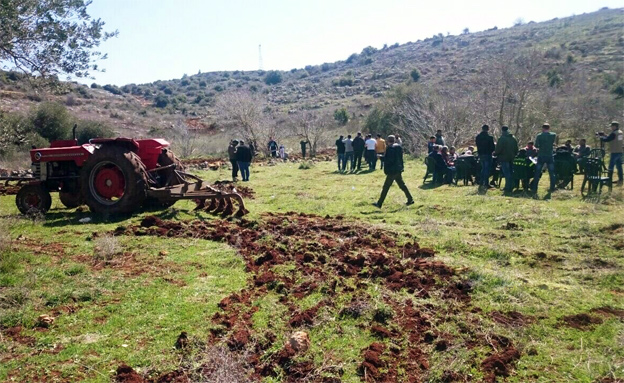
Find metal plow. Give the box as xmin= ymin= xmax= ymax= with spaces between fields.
xmin=146 ymin=170 xmax=249 ymax=217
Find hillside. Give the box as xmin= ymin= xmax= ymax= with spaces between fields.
xmin=1 ymin=7 xmax=623 ymax=149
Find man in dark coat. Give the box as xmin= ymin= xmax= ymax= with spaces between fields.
xmin=236 ymin=140 xmax=253 ymax=182
xmin=531 ymin=123 xmax=558 ymax=193
xmin=435 ymin=130 xmax=446 ymax=146
xmin=228 ymin=140 xmax=239 ymax=181
xmin=300 ymin=139 xmax=309 ymax=158
xmin=475 ymin=124 xmax=496 ymax=190
xmin=372 ymin=135 xmax=414 ymax=208
xmin=494 ymin=126 xmax=519 ymax=193
xmin=336 ymin=135 xmax=346 ymax=171
xmin=268 ymin=138 xmax=278 ymax=158
xmin=352 ymin=132 xmax=365 ymax=170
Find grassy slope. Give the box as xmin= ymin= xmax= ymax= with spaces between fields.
xmin=0 ymin=158 xmax=623 ymax=382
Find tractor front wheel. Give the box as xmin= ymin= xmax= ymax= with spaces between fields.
xmin=16 ymin=184 xmax=52 ymax=215
xmin=59 ymin=191 xmax=84 ymax=208
xmin=81 ymin=146 xmax=148 ymax=215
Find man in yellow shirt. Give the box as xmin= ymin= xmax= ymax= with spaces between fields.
xmin=376 ymin=134 xmax=387 ymax=170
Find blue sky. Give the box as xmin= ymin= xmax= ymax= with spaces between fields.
xmin=83 ymin=0 xmax=622 ymax=86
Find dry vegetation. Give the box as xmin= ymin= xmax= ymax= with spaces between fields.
xmin=1 ymin=8 xmax=622 ymax=158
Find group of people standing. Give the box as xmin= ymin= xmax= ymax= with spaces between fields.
xmin=428 ymin=121 xmax=623 ymax=194
xmin=227 ymin=140 xmax=253 ymax=181
xmin=335 ymin=132 xmax=398 ymax=172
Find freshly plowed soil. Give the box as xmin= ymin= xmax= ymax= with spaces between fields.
xmin=113 ymin=212 xmax=522 ymax=382
xmin=490 ymin=310 xmax=535 ymax=327
xmin=561 ymin=313 xmax=604 ymax=330
xmin=0 ymin=184 xmax=19 ymax=196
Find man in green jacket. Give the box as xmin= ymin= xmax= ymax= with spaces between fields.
xmin=531 ymin=123 xmax=557 ymax=193
xmin=494 ymin=126 xmax=518 ymax=193
xmin=599 ymin=121 xmax=623 ymax=186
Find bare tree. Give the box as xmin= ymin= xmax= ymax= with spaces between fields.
xmin=216 ymin=91 xmax=279 ymax=155
xmin=291 ymin=111 xmax=332 ymax=156
xmin=169 ymin=119 xmax=201 ymax=158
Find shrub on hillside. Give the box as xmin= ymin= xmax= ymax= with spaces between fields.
xmin=346 ymin=53 xmax=359 ymax=64
xmin=361 ymin=46 xmax=378 ymax=56
xmin=264 ymin=71 xmax=283 ymax=85
xmin=321 ymin=63 xmax=334 ymax=72
xmin=0 ymin=112 xmax=47 ymax=157
xmin=154 ymin=94 xmax=169 ymax=108
xmin=30 ymin=102 xmax=72 ymax=141
xmin=334 ymin=108 xmax=349 ymax=125
xmin=102 ymin=84 xmax=122 ymax=95
xmin=333 ymin=77 xmax=354 ymax=87
xmin=410 ymin=69 xmax=421 ymax=82
xmin=76 ymin=121 xmax=115 ymax=145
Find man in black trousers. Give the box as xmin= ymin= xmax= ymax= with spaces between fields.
xmin=373 ymin=135 xmax=414 ymax=208
xmin=352 ymin=132 xmax=365 ymax=170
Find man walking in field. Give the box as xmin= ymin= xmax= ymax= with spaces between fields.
xmin=599 ymin=121 xmax=623 ymax=186
xmin=531 ymin=123 xmax=557 ymax=193
xmin=372 ymin=135 xmax=414 ymax=208
xmin=494 ymin=126 xmax=518 ymax=194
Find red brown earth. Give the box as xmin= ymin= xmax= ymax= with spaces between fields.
xmin=0 ymin=184 xmax=20 ymax=196
xmin=109 ymin=212 xmax=525 ymax=382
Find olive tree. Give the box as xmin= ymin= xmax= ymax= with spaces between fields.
xmin=0 ymin=0 xmax=117 ymax=78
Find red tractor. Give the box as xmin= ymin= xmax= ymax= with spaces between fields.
xmin=9 ymin=127 xmax=247 ymax=217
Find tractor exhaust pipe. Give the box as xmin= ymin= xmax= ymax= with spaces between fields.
xmin=72 ymin=124 xmax=77 ymax=141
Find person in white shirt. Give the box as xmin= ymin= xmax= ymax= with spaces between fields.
xmin=365 ymin=134 xmax=378 ymax=170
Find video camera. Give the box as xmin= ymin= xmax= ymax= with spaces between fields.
xmin=595 ymin=132 xmax=605 ymax=137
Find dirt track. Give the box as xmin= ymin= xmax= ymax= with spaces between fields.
xmin=113 ymin=212 xmax=526 ymax=382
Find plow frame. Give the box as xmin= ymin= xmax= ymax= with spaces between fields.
xmin=146 ymin=170 xmax=248 ymax=216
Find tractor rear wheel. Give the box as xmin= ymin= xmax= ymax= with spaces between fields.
xmin=59 ymin=191 xmax=84 ymax=208
xmin=80 ymin=146 xmax=148 ymax=215
xmin=16 ymin=184 xmax=52 ymax=215
xmin=145 ymin=149 xmax=185 ymax=208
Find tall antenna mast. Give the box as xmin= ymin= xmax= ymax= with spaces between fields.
xmin=258 ymin=44 xmax=263 ymax=70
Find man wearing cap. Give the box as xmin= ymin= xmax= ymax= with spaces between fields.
xmin=599 ymin=121 xmax=623 ymax=186
xmin=228 ymin=140 xmax=239 ymax=181
xmin=475 ymin=124 xmax=495 ymax=191
xmin=372 ymin=135 xmax=414 ymax=208
xmin=531 ymin=123 xmax=557 ymax=193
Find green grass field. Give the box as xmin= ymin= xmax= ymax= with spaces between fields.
xmin=1 ymin=158 xmax=622 ymax=383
